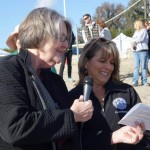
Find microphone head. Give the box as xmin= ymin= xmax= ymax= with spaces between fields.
xmin=83 ymin=76 xmax=93 ymax=86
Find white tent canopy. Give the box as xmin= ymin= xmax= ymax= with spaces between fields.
xmin=0 ymin=49 xmax=10 ymax=57
xmin=112 ymin=33 xmax=133 ymax=58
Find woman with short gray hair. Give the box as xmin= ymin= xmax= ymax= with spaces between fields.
xmin=0 ymin=7 xmax=93 ymax=150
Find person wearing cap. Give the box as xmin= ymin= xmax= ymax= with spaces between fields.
xmin=6 ymin=24 xmax=20 ymax=54
xmin=82 ymin=13 xmax=100 ymax=43
xmin=6 ymin=24 xmax=57 ymax=73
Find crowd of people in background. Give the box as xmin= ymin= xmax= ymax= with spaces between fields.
xmin=1 ymin=6 xmax=150 ymax=150
xmin=81 ymin=13 xmax=112 ymax=43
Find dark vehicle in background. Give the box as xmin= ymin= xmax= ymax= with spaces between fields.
xmin=72 ymin=43 xmax=84 ymax=55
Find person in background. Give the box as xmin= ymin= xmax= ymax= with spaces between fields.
xmin=144 ymin=20 xmax=150 ymax=58
xmin=146 ymin=20 xmax=150 ymax=55
xmin=6 ymin=24 xmax=21 ymax=54
xmin=82 ymin=13 xmax=100 ymax=43
xmin=97 ymin=19 xmax=112 ymax=40
xmin=68 ymin=38 xmax=149 ymax=150
xmin=144 ymin=19 xmax=150 ymax=73
xmin=6 ymin=24 xmax=57 ymax=74
xmin=131 ymin=19 xmax=149 ymax=86
xmin=59 ymin=31 xmax=75 ymax=82
xmin=0 ymin=7 xmax=93 ymax=150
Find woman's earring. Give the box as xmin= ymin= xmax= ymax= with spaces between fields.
xmin=85 ymin=69 xmax=88 ymax=75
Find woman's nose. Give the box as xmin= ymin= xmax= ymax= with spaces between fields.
xmin=62 ymin=41 xmax=69 ymax=49
xmin=105 ymin=62 xmax=113 ymax=70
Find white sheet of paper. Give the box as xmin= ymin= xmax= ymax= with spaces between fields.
xmin=118 ymin=103 xmax=150 ymax=131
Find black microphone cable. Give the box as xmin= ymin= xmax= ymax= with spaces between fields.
xmin=79 ymin=76 xmax=93 ymax=150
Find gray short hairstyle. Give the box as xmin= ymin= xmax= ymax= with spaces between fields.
xmin=19 ymin=7 xmax=72 ymax=49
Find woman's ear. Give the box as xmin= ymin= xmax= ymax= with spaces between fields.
xmin=84 ymin=58 xmax=88 ymax=69
xmin=16 ymin=39 xmax=21 ymax=51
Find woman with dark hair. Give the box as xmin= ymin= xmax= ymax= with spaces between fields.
xmin=97 ymin=19 xmax=112 ymax=40
xmin=69 ymin=38 xmax=149 ymax=150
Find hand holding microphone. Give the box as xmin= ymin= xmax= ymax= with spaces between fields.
xmin=70 ymin=76 xmax=94 ymax=122
xmin=83 ymin=76 xmax=93 ymax=101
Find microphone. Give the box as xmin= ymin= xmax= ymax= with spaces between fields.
xmin=83 ymin=76 xmax=93 ymax=101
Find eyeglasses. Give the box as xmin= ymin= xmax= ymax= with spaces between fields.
xmin=83 ymin=17 xmax=89 ymax=21
xmin=55 ymin=34 xmax=69 ymax=42
xmin=59 ymin=35 xmax=69 ymax=42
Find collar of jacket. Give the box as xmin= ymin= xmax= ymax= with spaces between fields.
xmin=17 ymin=49 xmax=51 ymax=77
xmin=18 ymin=48 xmax=35 ymax=75
xmin=18 ymin=48 xmax=29 ymax=64
xmin=105 ymin=79 xmax=127 ymax=94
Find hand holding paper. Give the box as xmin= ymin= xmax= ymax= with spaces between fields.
xmin=112 ymin=123 xmax=144 ymax=144
xmin=118 ymin=103 xmax=150 ymax=131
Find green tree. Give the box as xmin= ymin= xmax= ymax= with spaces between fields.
xmin=3 ymin=48 xmax=16 ymax=53
xmin=78 ymin=0 xmax=147 ymax=42
xmin=95 ymin=2 xmax=125 ymax=31
xmin=124 ymin=0 xmax=144 ymax=34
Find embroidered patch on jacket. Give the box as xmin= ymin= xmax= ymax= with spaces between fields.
xmin=113 ymin=98 xmax=127 ymax=113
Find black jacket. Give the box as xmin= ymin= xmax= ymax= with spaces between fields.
xmin=147 ymin=29 xmax=150 ymax=50
xmin=0 ymin=49 xmax=79 ymax=150
xmin=70 ymin=32 xmax=75 ymax=49
xmin=69 ymin=80 xmax=150 ymax=150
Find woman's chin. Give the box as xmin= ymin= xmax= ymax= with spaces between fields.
xmin=54 ymin=58 xmax=61 ymax=64
xmin=53 ymin=59 xmax=60 ymax=64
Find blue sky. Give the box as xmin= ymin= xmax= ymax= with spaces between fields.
xmin=0 ymin=0 xmax=129 ymax=49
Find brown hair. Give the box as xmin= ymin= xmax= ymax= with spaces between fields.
xmin=96 ymin=19 xmax=106 ymax=29
xmin=78 ymin=38 xmax=120 ymax=85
